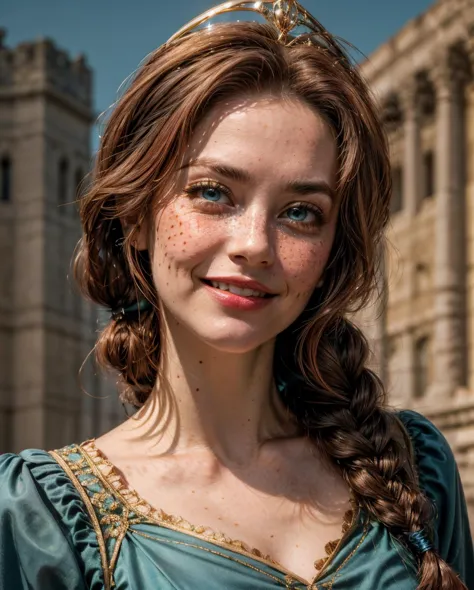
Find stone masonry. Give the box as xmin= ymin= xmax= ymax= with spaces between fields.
xmin=357 ymin=0 xmax=474 ymax=527
xmin=0 ymin=30 xmax=121 ymax=453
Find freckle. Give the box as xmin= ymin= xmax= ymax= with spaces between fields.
xmin=204 ymin=507 xmax=208 ymax=510
xmin=218 ymin=517 xmax=223 ymax=520
xmin=168 ymin=264 xmax=171 ymax=269
xmin=234 ymin=523 xmax=239 ymax=526
xmin=180 ymin=232 xmax=183 ymax=235
xmin=192 ymin=490 xmax=195 ymax=493
xmin=270 ymin=535 xmax=274 ymax=538
xmin=184 ymin=241 xmax=187 ymax=245
xmin=171 ymin=225 xmax=174 ymax=228
xmin=199 ymin=360 xmax=203 ymax=364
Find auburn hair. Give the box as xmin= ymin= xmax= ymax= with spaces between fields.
xmin=74 ymin=22 xmax=466 ymax=589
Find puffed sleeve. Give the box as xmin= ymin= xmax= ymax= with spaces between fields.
xmin=0 ymin=449 xmax=105 ymax=590
xmin=399 ymin=410 xmax=474 ymax=588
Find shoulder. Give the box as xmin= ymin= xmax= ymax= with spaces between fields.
xmin=397 ymin=410 xmax=457 ymax=485
xmin=396 ymin=410 xmax=474 ymax=575
xmin=0 ymin=445 xmax=83 ymax=503
xmin=0 ymin=447 xmax=64 ymax=503
xmin=0 ymin=445 xmax=106 ymax=590
xmin=396 ymin=410 xmax=458 ymax=508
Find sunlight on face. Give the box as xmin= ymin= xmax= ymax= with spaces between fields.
xmin=150 ymin=96 xmax=338 ymax=352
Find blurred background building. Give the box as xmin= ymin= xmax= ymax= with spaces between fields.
xmin=0 ymin=29 xmax=121 ymax=454
xmin=0 ymin=0 xmax=473 ymax=521
xmin=358 ymin=0 xmax=474 ymax=524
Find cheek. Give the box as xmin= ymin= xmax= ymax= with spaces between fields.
xmin=277 ymin=236 xmax=331 ymax=294
xmin=154 ymin=202 xmax=221 ymax=269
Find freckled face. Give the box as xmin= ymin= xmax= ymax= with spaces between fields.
xmin=149 ymin=97 xmax=338 ymax=352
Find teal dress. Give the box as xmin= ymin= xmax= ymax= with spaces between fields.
xmin=0 ymin=411 xmax=473 ymax=589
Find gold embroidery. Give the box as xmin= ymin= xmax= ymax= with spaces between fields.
xmin=49 ymin=444 xmax=146 ymax=589
xmin=48 ymin=450 xmax=112 ymax=590
xmin=313 ymin=509 xmax=353 ymax=571
xmin=319 ymin=520 xmax=370 ymax=589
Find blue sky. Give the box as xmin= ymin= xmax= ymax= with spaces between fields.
xmin=2 ymin=0 xmax=434 ymax=146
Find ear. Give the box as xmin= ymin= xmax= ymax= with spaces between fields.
xmin=121 ymin=218 xmax=149 ymax=251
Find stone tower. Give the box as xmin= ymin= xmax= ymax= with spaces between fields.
xmin=0 ymin=30 xmax=121 ymax=453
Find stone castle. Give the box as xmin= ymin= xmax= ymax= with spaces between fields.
xmin=1 ymin=0 xmax=473 ymax=522
xmin=0 ymin=29 xmax=121 ymax=453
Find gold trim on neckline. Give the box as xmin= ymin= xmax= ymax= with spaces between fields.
xmin=49 ymin=449 xmax=112 ymax=590
xmin=80 ymin=438 xmax=359 ymax=587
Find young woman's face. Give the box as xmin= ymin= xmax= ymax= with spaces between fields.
xmin=147 ymin=97 xmax=338 ymax=352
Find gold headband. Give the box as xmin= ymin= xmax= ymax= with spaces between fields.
xmin=167 ymin=0 xmax=351 ymax=61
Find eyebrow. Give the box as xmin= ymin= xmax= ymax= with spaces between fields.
xmin=179 ymin=157 xmax=335 ymax=200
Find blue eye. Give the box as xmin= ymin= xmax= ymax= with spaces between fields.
xmin=184 ymin=180 xmax=232 ymax=207
xmin=283 ymin=204 xmax=324 ymax=228
xmin=201 ymin=187 xmax=222 ymax=202
xmin=286 ymin=206 xmax=309 ymax=222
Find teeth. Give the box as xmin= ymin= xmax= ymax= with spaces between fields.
xmin=210 ymin=281 xmax=267 ymax=298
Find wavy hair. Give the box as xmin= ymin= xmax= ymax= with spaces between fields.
xmin=74 ymin=22 xmax=466 ymax=589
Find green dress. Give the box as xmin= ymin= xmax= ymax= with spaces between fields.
xmin=0 ymin=410 xmax=473 ymax=589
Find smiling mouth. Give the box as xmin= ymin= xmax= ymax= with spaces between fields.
xmin=201 ymin=280 xmax=275 ymax=299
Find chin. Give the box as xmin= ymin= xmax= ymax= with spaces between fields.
xmin=192 ymin=322 xmax=275 ymax=354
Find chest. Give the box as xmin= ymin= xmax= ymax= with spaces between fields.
xmin=59 ymin=443 xmax=420 ymax=589
xmin=122 ymin=463 xmax=353 ymax=582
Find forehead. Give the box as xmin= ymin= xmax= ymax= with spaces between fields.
xmin=184 ymin=96 xmax=336 ymax=181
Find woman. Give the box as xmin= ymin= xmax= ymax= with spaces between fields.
xmin=1 ymin=1 xmax=473 ymax=589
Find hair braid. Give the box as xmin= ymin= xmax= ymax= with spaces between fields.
xmin=278 ymin=316 xmax=467 ymax=589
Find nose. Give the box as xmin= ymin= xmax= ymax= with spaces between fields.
xmin=227 ymin=206 xmax=275 ymax=267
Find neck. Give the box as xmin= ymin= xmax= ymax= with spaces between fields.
xmin=127 ymin=313 xmax=299 ymax=464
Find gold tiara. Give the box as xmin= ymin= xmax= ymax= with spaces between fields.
xmin=167 ymin=0 xmax=351 ymax=61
